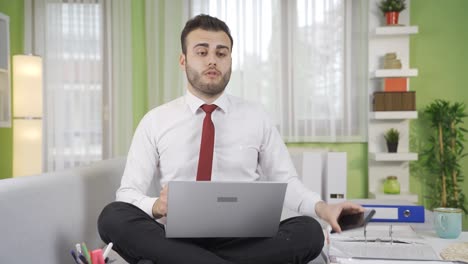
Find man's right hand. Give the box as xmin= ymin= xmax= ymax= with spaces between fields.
xmin=152 ymin=185 xmax=168 ymax=219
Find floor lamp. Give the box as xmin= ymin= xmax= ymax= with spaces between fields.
xmin=13 ymin=54 xmax=43 ymax=177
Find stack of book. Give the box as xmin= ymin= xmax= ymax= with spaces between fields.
xmin=373 ymin=52 xmax=416 ymax=111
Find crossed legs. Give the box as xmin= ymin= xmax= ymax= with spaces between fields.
xmin=98 ymin=202 xmax=324 ymax=264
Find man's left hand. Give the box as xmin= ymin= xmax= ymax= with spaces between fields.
xmin=315 ymin=201 xmax=364 ymax=233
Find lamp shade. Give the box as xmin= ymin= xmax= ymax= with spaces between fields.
xmin=12 ymin=54 xmax=43 ymax=177
xmin=13 ymin=119 xmax=42 ymax=176
xmin=13 ymin=54 xmax=43 ymax=118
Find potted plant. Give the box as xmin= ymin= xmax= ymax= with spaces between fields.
xmin=384 ymin=128 xmax=399 ymax=153
xmin=378 ymin=0 xmax=406 ymax=25
xmin=420 ymin=100 xmax=467 ymax=213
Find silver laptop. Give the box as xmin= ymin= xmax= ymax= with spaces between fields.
xmin=165 ymin=181 xmax=287 ymax=238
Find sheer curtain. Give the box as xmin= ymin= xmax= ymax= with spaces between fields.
xmin=145 ymin=0 xmax=188 ymax=109
xmin=190 ymin=0 xmax=367 ymax=142
xmin=30 ymin=0 xmax=104 ymax=171
xmin=103 ymin=0 xmax=134 ymax=157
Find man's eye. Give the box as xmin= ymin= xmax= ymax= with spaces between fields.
xmin=197 ymin=51 xmax=207 ymax=56
xmin=217 ymin=52 xmax=226 ymax=57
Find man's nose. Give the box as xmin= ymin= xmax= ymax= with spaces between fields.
xmin=206 ymin=52 xmax=217 ymax=66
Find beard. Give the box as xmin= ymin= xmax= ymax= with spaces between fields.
xmin=185 ymin=62 xmax=231 ymax=97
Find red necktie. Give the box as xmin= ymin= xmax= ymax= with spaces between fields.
xmin=196 ymin=104 xmax=217 ymax=181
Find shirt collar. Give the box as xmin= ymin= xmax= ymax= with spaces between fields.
xmin=185 ymin=89 xmax=229 ymax=114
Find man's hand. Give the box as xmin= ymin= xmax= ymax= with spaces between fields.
xmin=315 ymin=201 xmax=364 ymax=233
xmin=152 ymin=185 xmax=168 ymax=219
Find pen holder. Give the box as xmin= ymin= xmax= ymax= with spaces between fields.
xmin=91 ymin=248 xmax=106 ymax=264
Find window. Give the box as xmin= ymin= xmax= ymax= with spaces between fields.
xmin=190 ymin=0 xmax=367 ymax=142
xmin=43 ymin=1 xmax=103 ymax=170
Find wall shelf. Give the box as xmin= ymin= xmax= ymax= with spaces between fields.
xmin=367 ymin=1 xmax=419 ymax=203
xmin=372 ymin=69 xmax=418 ymax=78
xmin=370 ymin=111 xmax=418 ymax=120
xmin=375 ymin=26 xmax=419 ymax=36
xmin=369 ymin=191 xmax=419 ymax=203
xmin=370 ymin=152 xmax=418 ymax=161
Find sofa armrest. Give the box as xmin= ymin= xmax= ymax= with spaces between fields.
xmin=0 ymin=157 xmax=126 ymax=264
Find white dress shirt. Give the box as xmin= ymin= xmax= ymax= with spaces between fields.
xmin=116 ymin=90 xmax=322 ymax=221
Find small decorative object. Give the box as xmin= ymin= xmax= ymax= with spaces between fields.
xmin=433 ymin=208 xmax=462 ymax=239
xmin=383 ymin=52 xmax=402 ymax=69
xmin=378 ymin=0 xmax=406 ymax=25
xmin=384 ymin=175 xmax=400 ymax=194
xmin=384 ymin=128 xmax=399 ymax=153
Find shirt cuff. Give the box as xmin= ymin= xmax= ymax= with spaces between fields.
xmin=139 ymin=196 xmax=158 ymax=218
xmin=298 ymin=191 xmax=322 ymax=218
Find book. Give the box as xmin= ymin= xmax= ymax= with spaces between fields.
xmin=383 ymin=78 xmax=407 ymax=92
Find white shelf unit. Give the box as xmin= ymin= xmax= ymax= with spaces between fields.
xmin=375 ymin=25 xmax=419 ymax=35
xmin=372 ymin=68 xmax=418 ymax=78
xmin=367 ymin=0 xmax=419 ymax=203
xmin=369 ymin=191 xmax=418 ymax=203
xmin=0 ymin=12 xmax=11 ymax=127
xmin=370 ymin=111 xmax=418 ymax=119
xmin=370 ymin=152 xmax=418 ymax=161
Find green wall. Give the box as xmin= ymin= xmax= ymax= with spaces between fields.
xmin=0 ymin=0 xmax=23 ymax=179
xmin=410 ymin=0 xmax=468 ymax=230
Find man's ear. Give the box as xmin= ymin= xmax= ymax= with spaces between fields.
xmin=179 ymin=53 xmax=186 ymax=70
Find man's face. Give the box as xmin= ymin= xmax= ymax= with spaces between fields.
xmin=180 ymin=29 xmax=232 ymax=99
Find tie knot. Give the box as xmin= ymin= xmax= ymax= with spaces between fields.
xmin=201 ymin=104 xmax=217 ymax=114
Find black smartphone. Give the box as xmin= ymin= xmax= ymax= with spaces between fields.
xmin=331 ymin=209 xmax=376 ymax=233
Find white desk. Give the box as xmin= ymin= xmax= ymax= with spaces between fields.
xmin=310 ymin=219 xmax=468 ymax=264
xmin=393 ymin=209 xmax=468 ymax=258
xmin=418 ymin=230 xmax=468 ymax=258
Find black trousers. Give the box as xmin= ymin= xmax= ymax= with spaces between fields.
xmin=98 ymin=202 xmax=324 ymax=264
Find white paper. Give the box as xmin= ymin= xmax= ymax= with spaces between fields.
xmin=329 ymin=225 xmax=439 ymax=261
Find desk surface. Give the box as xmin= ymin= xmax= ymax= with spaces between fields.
xmin=320 ymin=223 xmax=468 ymax=264
xmin=418 ymin=230 xmax=468 ymax=258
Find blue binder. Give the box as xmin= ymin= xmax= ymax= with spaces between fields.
xmin=362 ymin=204 xmax=425 ymax=223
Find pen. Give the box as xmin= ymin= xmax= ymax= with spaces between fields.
xmin=103 ymin=242 xmax=113 ymax=259
xmin=71 ymin=250 xmax=80 ymax=264
xmin=76 ymin=243 xmax=82 ymax=254
xmin=79 ymin=254 xmax=89 ymax=264
xmin=81 ymin=242 xmax=91 ymax=264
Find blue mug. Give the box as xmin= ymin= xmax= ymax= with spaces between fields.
xmin=433 ymin=207 xmax=462 ymax=239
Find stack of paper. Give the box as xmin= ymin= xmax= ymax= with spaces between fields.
xmin=329 ymin=225 xmax=439 ymax=261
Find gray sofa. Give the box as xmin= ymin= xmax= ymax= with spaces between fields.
xmin=0 ymin=157 xmax=131 ymax=264
xmin=0 ymin=155 xmax=326 ymax=264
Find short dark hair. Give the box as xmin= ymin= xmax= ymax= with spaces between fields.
xmin=180 ymin=14 xmax=233 ymax=55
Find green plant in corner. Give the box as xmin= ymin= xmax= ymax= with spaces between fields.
xmin=378 ymin=0 xmax=406 ymax=14
xmin=422 ymin=100 xmax=467 ymax=213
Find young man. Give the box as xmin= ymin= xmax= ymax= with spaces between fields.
xmin=98 ymin=14 xmax=363 ymax=264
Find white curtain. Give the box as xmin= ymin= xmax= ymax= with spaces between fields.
xmin=145 ymin=0 xmax=188 ymax=109
xmin=105 ymin=0 xmax=188 ymax=156
xmin=29 ymin=0 xmax=104 ymax=171
xmin=103 ymin=0 xmax=134 ymax=157
xmin=190 ymin=0 xmax=367 ymax=142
